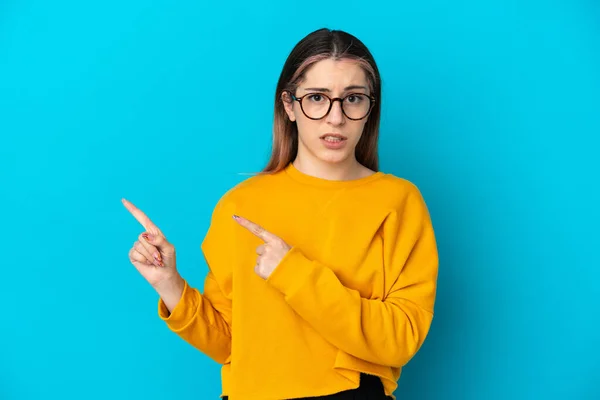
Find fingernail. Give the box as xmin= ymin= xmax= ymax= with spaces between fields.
xmin=153 ymin=252 xmax=161 ymax=261
xmin=233 ymin=215 xmax=239 ymax=220
xmin=143 ymin=233 xmax=152 ymax=241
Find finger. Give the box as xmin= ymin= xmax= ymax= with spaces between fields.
xmin=129 ymin=247 xmax=153 ymax=266
xmin=256 ymin=244 xmax=266 ymax=255
xmin=122 ymin=198 xmax=164 ymax=236
xmin=142 ymin=232 xmax=175 ymax=257
xmin=233 ymin=215 xmax=278 ymax=243
xmin=138 ymin=233 xmax=161 ymax=261
xmin=134 ymin=240 xmax=162 ymax=267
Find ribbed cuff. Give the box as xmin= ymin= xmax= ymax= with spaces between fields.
xmin=157 ymin=279 xmax=198 ymax=331
xmin=266 ymin=246 xmax=316 ymax=299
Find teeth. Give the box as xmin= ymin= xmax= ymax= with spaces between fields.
xmin=323 ymin=136 xmax=343 ymax=142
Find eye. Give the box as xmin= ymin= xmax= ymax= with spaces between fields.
xmin=346 ymin=94 xmax=365 ymax=103
xmin=307 ymin=94 xmax=326 ymax=103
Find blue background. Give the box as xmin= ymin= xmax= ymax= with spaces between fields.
xmin=1 ymin=0 xmax=599 ymax=399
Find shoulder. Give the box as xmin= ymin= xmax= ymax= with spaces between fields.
xmin=377 ymin=172 xmax=421 ymax=196
xmin=208 ymin=171 xmax=282 ymax=217
xmin=370 ymin=172 xmax=428 ymax=211
xmin=372 ymin=173 xmax=434 ymax=238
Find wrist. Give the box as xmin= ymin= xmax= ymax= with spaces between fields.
xmin=153 ymin=272 xmax=183 ymax=292
xmin=154 ymin=274 xmax=185 ymax=312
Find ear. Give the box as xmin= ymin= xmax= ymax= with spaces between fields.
xmin=281 ymin=91 xmax=297 ymax=122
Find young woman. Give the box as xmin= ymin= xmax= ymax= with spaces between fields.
xmin=123 ymin=28 xmax=438 ymax=400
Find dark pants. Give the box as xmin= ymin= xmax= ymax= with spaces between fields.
xmin=222 ymin=373 xmax=393 ymax=399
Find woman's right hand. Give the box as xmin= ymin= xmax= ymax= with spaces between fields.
xmin=122 ymin=198 xmax=180 ymax=289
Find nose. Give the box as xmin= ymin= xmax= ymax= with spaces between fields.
xmin=325 ymin=99 xmax=345 ymax=125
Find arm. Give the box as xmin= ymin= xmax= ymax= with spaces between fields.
xmin=158 ymin=271 xmax=232 ymax=364
xmin=157 ymin=197 xmax=234 ymax=365
xmin=266 ymin=186 xmax=438 ymax=368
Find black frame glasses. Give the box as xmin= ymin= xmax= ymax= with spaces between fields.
xmin=285 ymin=90 xmax=376 ymax=121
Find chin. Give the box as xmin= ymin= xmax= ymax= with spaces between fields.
xmin=318 ymin=151 xmax=353 ymax=165
xmin=299 ymin=138 xmax=357 ymax=165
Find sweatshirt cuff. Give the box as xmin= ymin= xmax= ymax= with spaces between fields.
xmin=266 ymin=246 xmax=316 ymax=299
xmin=157 ymin=279 xmax=198 ymax=331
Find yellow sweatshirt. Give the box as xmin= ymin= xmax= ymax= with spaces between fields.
xmin=158 ymin=162 xmax=438 ymax=400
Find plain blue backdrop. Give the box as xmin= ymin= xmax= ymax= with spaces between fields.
xmin=1 ymin=0 xmax=599 ymax=399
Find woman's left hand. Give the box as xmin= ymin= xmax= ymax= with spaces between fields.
xmin=233 ymin=215 xmax=292 ymax=280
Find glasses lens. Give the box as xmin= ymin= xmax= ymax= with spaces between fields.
xmin=342 ymin=94 xmax=371 ymax=119
xmin=300 ymin=93 xmax=372 ymax=119
xmin=302 ymin=94 xmax=331 ymax=119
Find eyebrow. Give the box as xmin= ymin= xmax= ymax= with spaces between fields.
xmin=303 ymin=85 xmax=368 ymax=92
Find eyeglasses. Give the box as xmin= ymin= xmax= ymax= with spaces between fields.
xmin=285 ymin=91 xmax=375 ymax=121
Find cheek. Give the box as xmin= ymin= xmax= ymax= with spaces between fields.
xmin=296 ymin=117 xmax=319 ymax=139
xmin=350 ymin=122 xmax=368 ymax=142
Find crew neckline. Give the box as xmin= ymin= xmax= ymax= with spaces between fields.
xmin=284 ymin=162 xmax=385 ymax=188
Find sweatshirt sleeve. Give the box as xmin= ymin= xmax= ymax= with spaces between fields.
xmin=158 ymin=272 xmax=232 ymax=364
xmin=266 ymin=184 xmax=438 ymax=368
xmin=157 ymin=196 xmax=234 ymax=365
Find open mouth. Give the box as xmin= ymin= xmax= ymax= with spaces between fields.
xmin=320 ymin=133 xmax=348 ymax=149
xmin=320 ymin=134 xmax=347 ymax=143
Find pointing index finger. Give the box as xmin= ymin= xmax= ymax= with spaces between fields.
xmin=122 ymin=198 xmax=164 ymax=236
xmin=234 ymin=215 xmax=277 ymax=243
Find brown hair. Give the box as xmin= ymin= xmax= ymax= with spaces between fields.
xmin=261 ymin=28 xmax=382 ymax=174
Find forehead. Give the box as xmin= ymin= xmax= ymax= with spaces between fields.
xmin=301 ymin=58 xmax=368 ymax=87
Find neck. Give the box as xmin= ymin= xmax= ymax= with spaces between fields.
xmin=292 ymin=152 xmax=363 ymax=181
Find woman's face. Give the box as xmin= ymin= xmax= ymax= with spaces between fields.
xmin=283 ymin=58 xmax=372 ymax=167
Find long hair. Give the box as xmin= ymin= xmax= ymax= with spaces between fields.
xmin=261 ymin=28 xmax=382 ymax=174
